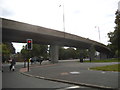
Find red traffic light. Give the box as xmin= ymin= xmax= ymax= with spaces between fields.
xmin=28 ymin=40 xmax=31 ymax=43
xmin=27 ymin=39 xmax=32 ymax=50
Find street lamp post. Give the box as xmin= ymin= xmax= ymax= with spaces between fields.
xmin=63 ymin=3 xmax=65 ymax=38
xmin=95 ymin=26 xmax=101 ymax=42
xmin=118 ymin=1 xmax=120 ymax=12
xmin=59 ymin=1 xmax=65 ymax=38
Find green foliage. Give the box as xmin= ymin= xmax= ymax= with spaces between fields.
xmin=21 ymin=44 xmax=48 ymax=59
xmin=21 ymin=46 xmax=30 ymax=59
xmin=84 ymin=58 xmax=120 ymax=62
xmin=79 ymin=49 xmax=89 ymax=58
xmin=59 ymin=47 xmax=77 ymax=60
xmin=2 ymin=44 xmax=10 ymax=55
xmin=108 ymin=10 xmax=120 ymax=57
xmin=14 ymin=52 xmax=23 ymax=62
xmin=59 ymin=47 xmax=88 ymax=60
xmin=90 ymin=64 xmax=120 ymax=72
xmin=2 ymin=43 xmax=15 ymax=62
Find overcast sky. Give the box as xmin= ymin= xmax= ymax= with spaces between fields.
xmin=0 ymin=0 xmax=119 ymax=53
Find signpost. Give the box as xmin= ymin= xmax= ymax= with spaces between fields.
xmin=26 ymin=39 xmax=33 ymax=72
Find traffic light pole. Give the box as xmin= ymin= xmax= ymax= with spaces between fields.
xmin=26 ymin=39 xmax=33 ymax=72
xmin=27 ymin=58 xmax=30 ymax=72
xmin=27 ymin=50 xmax=31 ymax=72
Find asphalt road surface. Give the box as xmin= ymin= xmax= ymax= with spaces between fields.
xmin=2 ymin=63 xmax=97 ymax=90
xmin=25 ymin=61 xmax=119 ymax=89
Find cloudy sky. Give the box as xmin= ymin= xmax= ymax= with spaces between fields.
xmin=0 ymin=0 xmax=119 ymax=53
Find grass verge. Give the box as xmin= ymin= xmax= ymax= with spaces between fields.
xmin=84 ymin=58 xmax=120 ymax=63
xmin=90 ymin=64 xmax=120 ymax=72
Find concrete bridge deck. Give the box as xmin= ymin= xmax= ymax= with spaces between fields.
xmin=2 ymin=18 xmax=110 ymax=53
xmin=1 ymin=18 xmax=111 ymax=63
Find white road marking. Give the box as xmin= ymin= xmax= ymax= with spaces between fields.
xmin=101 ymin=72 xmax=106 ymax=74
xmin=57 ymin=86 xmax=83 ymax=90
xmin=65 ymin=86 xmax=81 ymax=89
xmin=64 ymin=86 xmax=80 ymax=90
xmin=69 ymin=71 xmax=80 ymax=74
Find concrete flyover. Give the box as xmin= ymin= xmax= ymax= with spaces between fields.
xmin=2 ymin=18 xmax=111 ymax=63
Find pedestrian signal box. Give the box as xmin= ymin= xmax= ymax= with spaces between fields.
xmin=27 ymin=39 xmax=32 ymax=50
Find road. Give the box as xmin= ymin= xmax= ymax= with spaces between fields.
xmin=25 ymin=61 xmax=119 ymax=89
xmin=2 ymin=63 xmax=96 ymax=90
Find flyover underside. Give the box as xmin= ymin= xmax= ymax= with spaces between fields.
xmin=2 ymin=18 xmax=110 ymax=54
xmin=3 ymin=28 xmax=110 ymax=54
xmin=3 ymin=28 xmax=91 ymax=49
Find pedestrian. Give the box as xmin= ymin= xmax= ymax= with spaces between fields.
xmin=24 ymin=58 xmax=27 ymax=68
xmin=9 ymin=58 xmax=16 ymax=71
xmin=79 ymin=56 xmax=84 ymax=63
xmin=39 ymin=56 xmax=44 ymax=65
xmin=30 ymin=58 xmax=33 ymax=65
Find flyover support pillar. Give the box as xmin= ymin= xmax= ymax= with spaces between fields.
xmin=89 ymin=45 xmax=95 ymax=61
xmin=50 ymin=45 xmax=59 ymax=63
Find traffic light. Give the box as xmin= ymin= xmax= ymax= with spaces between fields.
xmin=27 ymin=39 xmax=32 ymax=50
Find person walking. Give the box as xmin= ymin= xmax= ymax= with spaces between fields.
xmin=9 ymin=58 xmax=16 ymax=71
xmin=39 ymin=56 xmax=44 ymax=65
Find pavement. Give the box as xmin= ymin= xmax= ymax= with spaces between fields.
xmin=20 ymin=60 xmax=120 ymax=90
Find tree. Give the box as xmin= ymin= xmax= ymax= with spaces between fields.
xmin=77 ymin=49 xmax=89 ymax=59
xmin=31 ymin=44 xmax=48 ymax=58
xmin=21 ymin=45 xmax=30 ymax=59
xmin=59 ymin=47 xmax=88 ymax=60
xmin=2 ymin=43 xmax=15 ymax=62
xmin=59 ymin=47 xmax=76 ymax=60
xmin=5 ymin=43 xmax=15 ymax=54
xmin=21 ymin=44 xmax=48 ymax=60
xmin=108 ymin=10 xmax=120 ymax=57
xmin=2 ymin=44 xmax=10 ymax=62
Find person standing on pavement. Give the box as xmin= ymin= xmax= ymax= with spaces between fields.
xmin=30 ymin=58 xmax=33 ymax=65
xmin=39 ymin=56 xmax=44 ymax=65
